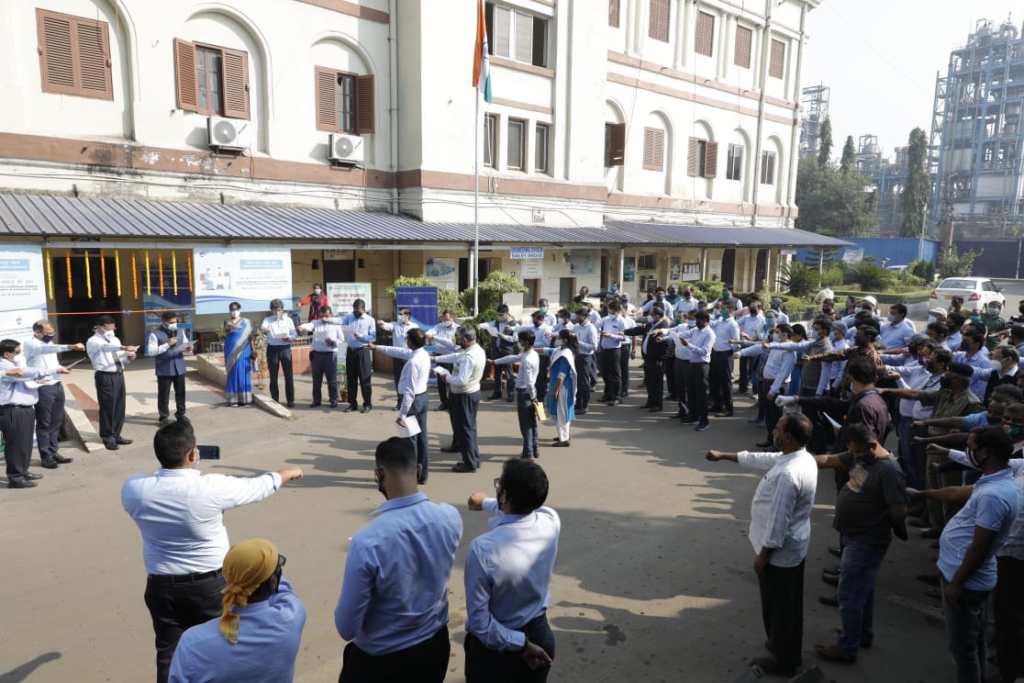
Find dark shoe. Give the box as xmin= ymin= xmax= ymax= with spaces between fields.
xmin=345 ymin=405 xmax=358 ymax=412
xmin=819 ymin=594 xmax=839 ymax=607
xmin=451 ymin=463 xmax=476 ymax=473
xmin=749 ymin=655 xmax=795 ymax=677
xmin=286 ymin=402 xmax=295 ymax=409
xmin=310 ymin=401 xmax=321 ymax=408
xmin=158 ymin=416 xmax=174 ymax=426
xmin=920 ymin=528 xmax=941 ymax=539
xmin=822 ymin=568 xmax=839 ymax=580
xmin=715 ymin=411 xmax=734 ymax=418
xmin=637 ymin=403 xmax=651 ymax=409
xmin=575 ymin=410 xmax=587 ymax=415
xmin=115 ymin=437 xmax=133 ymax=445
xmin=506 ymin=395 xmax=514 ymax=402
xmin=40 ymin=458 xmax=59 ymax=470
xmin=330 ymin=402 xmax=338 ymax=409
xmin=695 ymin=422 xmax=710 ymax=432
xmin=747 ymin=417 xmax=764 ymax=425
xmin=553 ymin=440 xmax=570 ymax=447
xmin=417 ymin=474 xmax=428 ymax=485
xmin=916 ymin=573 xmax=940 ymax=586
xmin=104 ymin=440 xmax=119 ymax=451
xmin=7 ymin=477 xmax=37 ymax=489
xmin=648 ymin=406 xmax=663 ymax=412
xmin=440 ymin=445 xmax=460 ymax=453
xmin=53 ymin=454 xmax=73 ymax=464
xmin=815 ymin=643 xmax=856 ymax=664
xmin=680 ymin=416 xmax=695 ymax=424
xmin=23 ymin=472 xmax=44 ymax=481
xmin=822 ymin=573 xmax=838 ymax=587
xmin=361 ymin=405 xmax=373 ymax=414
xmin=489 ymin=394 xmax=502 ymax=401
xmin=176 ymin=415 xmax=190 ymax=424
xmin=828 ymin=545 xmax=842 ymax=558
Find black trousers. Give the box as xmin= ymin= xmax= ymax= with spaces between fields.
xmin=995 ymin=556 xmax=1024 ymax=681
xmin=709 ymin=350 xmax=734 ymax=413
xmin=35 ymin=383 xmax=65 ymax=460
xmin=758 ymin=560 xmax=805 ymax=672
xmin=739 ymin=355 xmax=756 ymax=392
xmin=599 ymin=348 xmax=621 ymax=401
xmin=490 ymin=358 xmax=514 ymax=399
xmin=618 ymin=345 xmax=630 ymax=397
xmin=674 ymin=359 xmax=690 ymax=417
xmin=340 ymin=625 xmax=450 ymax=683
xmin=516 ymin=388 xmax=539 ymax=458
xmin=144 ymin=571 xmax=225 ymax=683
xmin=392 ymin=358 xmax=406 ymax=408
xmin=1 ymin=405 xmax=36 ymax=480
xmin=346 ymin=347 xmax=373 ymax=407
xmin=436 ymin=363 xmax=453 ymax=409
xmin=451 ymin=391 xmax=481 ymax=470
xmin=311 ymin=350 xmax=339 ymax=405
xmin=644 ymin=357 xmax=664 ymax=409
xmin=266 ymin=345 xmax=295 ymax=405
xmin=575 ymin=354 xmax=593 ymax=412
xmin=762 ymin=378 xmax=783 ymax=443
xmin=687 ymin=362 xmax=710 ymax=424
xmin=535 ymin=355 xmax=550 ymax=400
xmin=465 ymin=613 xmax=556 ymax=683
xmin=408 ymin=392 xmax=429 ymax=481
xmin=95 ymin=370 xmax=126 ymax=440
xmin=664 ymin=356 xmax=677 ymax=399
xmin=157 ymin=374 xmax=186 ymax=420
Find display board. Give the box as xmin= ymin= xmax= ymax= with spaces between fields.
xmin=0 ymin=246 xmax=46 ymax=340
xmin=193 ymin=247 xmax=292 ymax=314
xmin=425 ymin=258 xmax=458 ymax=291
xmin=396 ymin=286 xmax=438 ymax=327
xmin=327 ymin=283 xmax=373 ymax=314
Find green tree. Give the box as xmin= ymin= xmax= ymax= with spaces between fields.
xmin=795 ymin=157 xmax=874 ymax=236
xmin=900 ymin=127 xmax=930 ymax=238
xmin=817 ymin=116 xmax=833 ymax=166
xmin=840 ymin=136 xmax=856 ymax=173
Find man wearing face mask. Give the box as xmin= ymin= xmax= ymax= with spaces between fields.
xmin=737 ymin=303 xmax=766 ymax=395
xmin=0 ymin=338 xmax=69 ymax=488
xmin=572 ymin=307 xmax=598 ymax=414
xmin=298 ymin=306 xmax=344 ymax=409
xmin=641 ymin=287 xmax=675 ymax=319
xmin=24 ymin=319 xmax=84 ymax=469
xmin=298 ymin=283 xmax=328 ymax=322
xmin=433 ymin=327 xmax=487 ymax=473
xmin=675 ymin=288 xmax=698 ymax=317
xmin=954 ymin=328 xmax=991 ymax=399
xmin=379 ymin=308 xmax=420 ymax=410
xmin=710 ymin=305 xmax=740 ymax=417
xmin=665 ymin=285 xmax=680 ymax=305
xmin=259 ymin=300 xmax=297 ymax=409
xmin=966 ymin=345 xmax=1021 ymax=404
xmin=977 ymin=301 xmax=1007 ymax=347
xmin=369 ymin=329 xmax=431 ymax=480
xmin=486 ymin=305 xmax=517 ymax=402
xmin=147 ymin=312 xmax=193 ymax=426
xmin=343 ymin=299 xmax=377 ymax=413
xmin=879 ymin=304 xmax=917 ymax=351
xmin=516 ymin=311 xmax=553 ymax=401
xmin=927 ymin=321 xmax=952 ymax=350
xmin=626 ymin=305 xmax=672 ymax=413
xmin=87 ymin=315 xmax=139 ymax=451
xmin=427 ymin=310 xmax=461 ymax=412
xmin=335 ymin=437 xmax=462 ymax=682
xmin=908 ymin=428 xmax=1021 ymax=683
xmin=743 ymin=324 xmax=796 ymax=447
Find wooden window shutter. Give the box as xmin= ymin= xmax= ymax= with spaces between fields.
xmin=649 ymin=0 xmax=670 ymax=42
xmin=609 ymin=0 xmax=620 ymax=27
xmin=37 ymin=10 xmax=76 ymax=95
xmin=356 ymin=74 xmax=375 ymax=134
xmin=609 ymin=123 xmax=626 ymax=166
xmin=695 ymin=11 xmax=715 ymax=57
xmin=734 ymin=25 xmax=752 ymax=68
xmin=37 ymin=9 xmax=113 ymax=100
xmin=704 ymin=141 xmax=719 ymax=178
xmin=315 ymin=67 xmax=339 ymax=133
xmin=515 ymin=12 xmax=534 ymax=63
xmin=221 ymin=48 xmax=250 ymax=119
xmin=643 ymin=128 xmax=665 ymax=171
xmin=174 ymin=38 xmax=198 ymax=112
xmin=76 ymin=17 xmax=113 ymax=99
xmin=769 ymin=39 xmax=786 ymax=79
xmin=687 ymin=137 xmax=700 ymax=177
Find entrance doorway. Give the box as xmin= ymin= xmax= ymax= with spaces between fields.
xmin=50 ymin=251 xmax=123 ymax=344
xmin=754 ymin=249 xmax=769 ymax=291
xmin=721 ymin=249 xmax=736 ymax=287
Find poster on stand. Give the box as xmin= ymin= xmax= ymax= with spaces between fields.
xmin=0 ymin=246 xmax=46 ymax=340
xmin=327 ymin=283 xmax=373 ymax=314
xmin=193 ymin=247 xmax=292 ymax=314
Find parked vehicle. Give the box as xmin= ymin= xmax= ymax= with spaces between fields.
xmin=930 ymin=276 xmax=1005 ymax=312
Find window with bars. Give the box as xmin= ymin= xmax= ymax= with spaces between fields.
xmin=649 ymin=0 xmax=670 ymax=42
xmin=769 ymin=39 xmax=786 ymax=79
xmin=734 ymin=25 xmax=752 ymax=68
xmin=643 ymin=127 xmax=666 ymax=171
xmin=535 ymin=123 xmax=551 ymax=174
xmin=485 ymin=2 xmax=549 ymax=67
xmin=688 ymin=137 xmax=718 ymax=178
xmin=609 ymin=0 xmax=620 ymax=27
xmin=760 ymin=151 xmax=776 ymax=185
xmin=484 ymin=113 xmax=499 ymax=168
xmin=638 ymin=254 xmax=657 ymax=270
xmin=508 ymin=118 xmax=527 ymax=170
xmin=695 ymin=11 xmax=715 ymax=57
xmin=36 ymin=8 xmax=113 ymax=100
xmin=315 ymin=67 xmax=375 ymax=134
xmin=174 ymin=39 xmax=249 ymax=119
xmin=726 ymin=144 xmax=744 ymax=181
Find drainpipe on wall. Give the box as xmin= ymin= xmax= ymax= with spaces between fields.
xmin=783 ymin=1 xmax=808 ymax=228
xmin=387 ymin=0 xmax=399 ymax=215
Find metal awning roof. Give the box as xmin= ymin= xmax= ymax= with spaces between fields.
xmin=0 ymin=192 xmax=851 ymax=248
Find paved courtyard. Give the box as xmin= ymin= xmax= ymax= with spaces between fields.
xmin=1 ymin=362 xmax=952 ymax=682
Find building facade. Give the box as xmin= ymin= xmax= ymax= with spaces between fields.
xmin=0 ymin=0 xmax=833 ymax=343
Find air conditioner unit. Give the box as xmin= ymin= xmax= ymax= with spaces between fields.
xmin=329 ymin=133 xmax=364 ymax=165
xmin=207 ymin=116 xmax=252 ymax=152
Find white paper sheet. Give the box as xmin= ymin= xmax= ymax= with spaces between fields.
xmin=398 ymin=414 xmax=421 ymax=438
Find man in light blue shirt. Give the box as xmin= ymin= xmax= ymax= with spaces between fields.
xmin=342 ymin=299 xmax=376 ymax=413
xmin=464 ymin=459 xmax=558 ymax=682
xmin=427 ymin=310 xmax=461 ymax=411
xmin=879 ymin=303 xmax=917 ymax=350
xmin=954 ymin=328 xmax=991 ymax=400
xmin=335 ymin=438 xmax=462 ymax=682
xmin=737 ymin=303 xmax=766 ymax=394
xmin=573 ymin=307 xmax=598 ymax=413
xmin=168 ymin=539 xmax=306 ymax=683
xmin=913 ymin=427 xmax=1021 ymax=683
xmin=370 ymin=329 xmax=432 ymax=484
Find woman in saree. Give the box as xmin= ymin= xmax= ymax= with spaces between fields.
xmin=545 ymin=328 xmax=578 ymax=447
xmin=223 ymin=301 xmax=253 ymax=406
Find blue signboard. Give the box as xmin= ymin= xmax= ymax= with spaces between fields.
xmin=396 ymin=286 xmax=439 ymax=328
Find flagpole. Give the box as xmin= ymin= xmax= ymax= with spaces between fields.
xmin=473 ymin=85 xmax=480 ymax=317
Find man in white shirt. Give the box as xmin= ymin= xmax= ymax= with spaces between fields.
xmin=434 ymin=327 xmax=487 ymax=473
xmin=342 ymin=298 xmax=377 ymax=413
xmin=572 ymin=307 xmax=598 ymax=414
xmin=427 ymin=310 xmax=461 ymax=411
xmin=379 ymin=307 xmax=420 ymax=410
xmin=87 ymin=314 xmax=138 ymax=450
xmin=464 ymin=459 xmax=558 ymax=682
xmin=520 ymin=311 xmax=553 ymax=400
xmin=259 ymin=299 xmax=297 ymax=408
xmin=598 ymin=302 xmax=626 ymax=406
xmin=371 ymin=328 xmax=432 ymax=483
xmin=737 ymin=303 xmax=766 ymax=394
xmin=711 ymin=306 xmax=740 ymax=418
xmin=25 ymin=319 xmax=84 ymax=468
xmin=705 ymin=413 xmax=819 ymax=677
xmin=122 ymin=421 xmax=303 ymax=683
xmin=298 ymin=306 xmax=344 ymax=408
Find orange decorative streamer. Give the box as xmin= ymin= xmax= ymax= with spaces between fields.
xmin=114 ymin=250 xmax=122 ymax=297
xmin=187 ymin=254 xmax=193 ymax=292
xmin=158 ymin=254 xmax=165 ymax=296
xmin=171 ymin=251 xmax=178 ymax=295
xmin=131 ymin=252 xmax=139 ymax=299
xmin=99 ymin=250 xmax=108 ymax=297
xmin=45 ymin=254 xmax=54 ymax=300
xmin=145 ymin=251 xmax=151 ymax=296
xmin=65 ymin=251 xmax=73 ymax=298
xmin=84 ymin=251 xmax=92 ymax=298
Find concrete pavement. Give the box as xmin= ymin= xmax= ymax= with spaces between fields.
xmin=1 ymin=366 xmax=954 ymax=682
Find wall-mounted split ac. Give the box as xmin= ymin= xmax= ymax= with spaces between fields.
xmin=207 ymin=116 xmax=252 ymax=152
xmin=329 ymin=133 xmax=364 ymax=165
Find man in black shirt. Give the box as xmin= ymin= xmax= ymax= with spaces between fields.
xmin=811 ymin=424 xmax=908 ymax=664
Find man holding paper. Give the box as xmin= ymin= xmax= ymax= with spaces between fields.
xmin=369 ymin=328 xmax=432 ymax=484
xmin=147 ymin=311 xmax=193 ymax=426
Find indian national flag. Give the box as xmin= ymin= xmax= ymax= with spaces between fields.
xmin=472 ymin=0 xmax=492 ymax=102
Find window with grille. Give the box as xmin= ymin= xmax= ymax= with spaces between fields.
xmin=649 ymin=0 xmax=670 ymax=42
xmin=643 ymin=127 xmax=666 ymax=171
xmin=734 ymin=25 xmax=752 ymax=68
xmin=760 ymin=151 xmax=776 ymax=185
xmin=36 ymin=8 xmax=113 ymax=100
xmin=484 ymin=113 xmax=499 ymax=168
xmin=695 ymin=11 xmax=715 ymax=57
xmin=769 ymin=39 xmax=786 ymax=79
xmin=638 ymin=255 xmax=657 ymax=270
xmin=315 ymin=67 xmax=375 ymax=134
xmin=535 ymin=123 xmax=551 ymax=173
xmin=726 ymin=144 xmax=744 ymax=181
xmin=508 ymin=118 xmax=527 ymax=170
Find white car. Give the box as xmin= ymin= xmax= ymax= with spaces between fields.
xmin=930 ymin=277 xmax=1006 ymax=312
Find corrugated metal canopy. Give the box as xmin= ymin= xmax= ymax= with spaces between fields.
xmin=0 ymin=192 xmax=851 ymax=248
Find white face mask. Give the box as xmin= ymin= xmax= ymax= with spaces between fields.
xmin=992 ymin=359 xmax=1005 ymax=370
xmin=104 ymin=329 xmax=115 ymax=340
xmin=888 ymin=314 xmax=898 ymax=323
xmin=166 ymin=323 xmax=178 ymax=332
xmin=313 ymin=288 xmax=322 ymax=295
xmin=274 ymin=310 xmax=284 ymax=319
xmin=231 ymin=310 xmax=241 ymax=319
